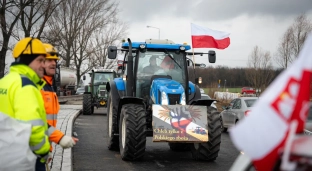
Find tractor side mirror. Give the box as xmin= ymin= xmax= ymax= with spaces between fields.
xmin=83 ymin=75 xmax=86 ymax=80
xmin=108 ymin=46 xmax=117 ymax=59
xmin=208 ymin=50 xmax=216 ymax=63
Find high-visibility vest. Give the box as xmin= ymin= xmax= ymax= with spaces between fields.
xmin=0 ymin=63 xmax=50 ymax=163
xmin=41 ymin=75 xmax=64 ymax=151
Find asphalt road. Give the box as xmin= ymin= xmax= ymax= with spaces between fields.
xmin=73 ymin=108 xmax=240 ymax=171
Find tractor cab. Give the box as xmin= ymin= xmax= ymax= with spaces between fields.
xmin=111 ymin=39 xmax=216 ymax=106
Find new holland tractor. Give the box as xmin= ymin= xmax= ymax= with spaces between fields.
xmin=106 ymin=38 xmax=221 ymax=161
xmin=82 ymin=68 xmax=117 ymax=115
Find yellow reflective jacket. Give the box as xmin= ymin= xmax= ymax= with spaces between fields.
xmin=0 ymin=63 xmax=50 ymax=161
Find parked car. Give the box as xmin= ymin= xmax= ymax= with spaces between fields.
xmin=241 ymin=87 xmax=256 ymax=95
xmin=201 ymin=93 xmax=217 ymax=109
xmin=75 ymin=87 xmax=85 ymax=95
xmin=200 ymin=88 xmax=205 ymax=94
xmin=305 ymin=102 xmax=312 ymax=135
xmin=220 ymin=97 xmax=258 ymax=132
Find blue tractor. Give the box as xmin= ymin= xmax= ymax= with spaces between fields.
xmin=106 ymin=38 xmax=221 ymax=161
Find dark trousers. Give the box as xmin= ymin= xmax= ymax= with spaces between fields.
xmin=35 ymin=157 xmax=46 ymax=171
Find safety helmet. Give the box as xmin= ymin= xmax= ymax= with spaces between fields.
xmin=43 ymin=43 xmax=60 ymax=60
xmin=12 ymin=37 xmax=47 ymax=58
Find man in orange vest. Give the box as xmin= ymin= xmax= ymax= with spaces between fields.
xmin=41 ymin=43 xmax=78 ymax=160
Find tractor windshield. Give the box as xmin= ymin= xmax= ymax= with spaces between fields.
xmin=135 ymin=50 xmax=186 ymax=98
xmin=94 ymin=72 xmax=114 ymax=84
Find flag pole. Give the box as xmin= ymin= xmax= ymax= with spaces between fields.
xmin=192 ymin=48 xmax=195 ymax=68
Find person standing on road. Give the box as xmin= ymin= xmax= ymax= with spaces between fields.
xmin=0 ymin=37 xmax=50 ymax=171
xmin=41 ymin=43 xmax=78 ymax=157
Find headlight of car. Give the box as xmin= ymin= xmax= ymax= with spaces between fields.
xmin=161 ymin=91 xmax=168 ymax=105
xmin=181 ymin=92 xmax=186 ymax=105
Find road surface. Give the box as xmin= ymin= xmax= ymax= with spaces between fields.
xmin=73 ymin=108 xmax=240 ymax=171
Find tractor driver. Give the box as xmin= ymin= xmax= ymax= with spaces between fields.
xmin=142 ymin=55 xmax=161 ymax=74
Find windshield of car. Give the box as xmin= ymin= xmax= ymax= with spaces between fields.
xmin=244 ymin=99 xmax=257 ymax=107
xmin=76 ymin=88 xmax=84 ymax=92
xmin=201 ymin=94 xmax=210 ymax=100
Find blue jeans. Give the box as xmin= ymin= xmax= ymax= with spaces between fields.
xmin=35 ymin=158 xmax=46 ymax=171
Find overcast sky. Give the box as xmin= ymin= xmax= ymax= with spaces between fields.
xmin=117 ymin=0 xmax=312 ymax=68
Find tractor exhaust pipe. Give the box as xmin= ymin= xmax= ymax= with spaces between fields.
xmin=126 ymin=38 xmax=134 ymax=96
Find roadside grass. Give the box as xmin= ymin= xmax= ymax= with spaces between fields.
xmin=202 ymin=87 xmax=241 ymax=96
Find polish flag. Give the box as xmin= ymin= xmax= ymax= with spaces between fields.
xmin=191 ymin=23 xmax=230 ymax=49
xmin=230 ymin=33 xmax=312 ymax=171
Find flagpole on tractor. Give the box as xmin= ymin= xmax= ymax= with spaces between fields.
xmin=192 ymin=48 xmax=195 ymax=68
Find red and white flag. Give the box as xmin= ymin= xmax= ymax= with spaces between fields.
xmin=230 ymin=33 xmax=312 ymax=171
xmin=191 ymin=23 xmax=230 ymax=49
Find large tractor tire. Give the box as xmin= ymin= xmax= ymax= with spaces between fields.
xmin=190 ymin=106 xmax=221 ymax=161
xmin=119 ymin=104 xmax=146 ymax=161
xmin=107 ymin=91 xmax=119 ymax=150
xmin=83 ymin=94 xmax=93 ymax=115
xmin=168 ymin=143 xmax=191 ymax=151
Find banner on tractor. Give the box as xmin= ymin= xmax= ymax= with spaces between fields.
xmin=152 ymin=105 xmax=208 ymax=142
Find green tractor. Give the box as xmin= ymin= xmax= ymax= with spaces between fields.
xmin=82 ymin=68 xmax=117 ymax=115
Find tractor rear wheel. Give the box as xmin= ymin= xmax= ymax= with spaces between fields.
xmin=190 ymin=106 xmax=221 ymax=161
xmin=107 ymin=91 xmax=119 ymax=150
xmin=168 ymin=143 xmax=191 ymax=151
xmin=119 ymin=104 xmax=146 ymax=161
xmin=83 ymin=94 xmax=93 ymax=115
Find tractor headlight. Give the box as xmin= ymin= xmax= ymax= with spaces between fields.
xmin=139 ymin=44 xmax=146 ymax=49
xmin=181 ymin=92 xmax=186 ymax=105
xmin=161 ymin=91 xmax=169 ymax=105
xmin=179 ymin=46 xmax=186 ymax=51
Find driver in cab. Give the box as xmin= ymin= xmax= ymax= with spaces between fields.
xmin=143 ymin=55 xmax=161 ymax=74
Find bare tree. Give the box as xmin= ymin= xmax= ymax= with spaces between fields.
xmin=275 ymin=27 xmax=294 ymax=68
xmin=246 ymin=46 xmax=275 ymax=94
xmin=0 ymin=0 xmax=62 ymax=78
xmin=291 ymin=14 xmax=312 ymax=58
xmin=18 ymin=0 xmax=62 ymax=38
xmin=45 ymin=0 xmax=124 ymax=84
xmin=0 ymin=0 xmax=32 ymax=78
xmin=91 ymin=19 xmax=127 ymax=68
xmin=275 ymin=14 xmax=312 ymax=68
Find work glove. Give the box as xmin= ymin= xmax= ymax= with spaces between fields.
xmin=59 ymin=135 xmax=76 ymax=149
xmin=47 ymin=152 xmax=52 ymax=163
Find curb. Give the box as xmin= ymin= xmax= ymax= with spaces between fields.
xmin=49 ymin=106 xmax=81 ymax=171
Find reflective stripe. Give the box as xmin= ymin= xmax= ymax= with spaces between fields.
xmin=28 ymin=119 xmax=44 ymax=126
xmin=46 ymin=114 xmax=57 ymax=120
xmin=30 ymin=137 xmax=46 ymax=151
xmin=47 ymin=126 xmax=56 ymax=137
xmin=16 ymin=119 xmax=44 ymax=126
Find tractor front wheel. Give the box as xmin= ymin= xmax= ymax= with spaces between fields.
xmin=107 ymin=91 xmax=119 ymax=150
xmin=83 ymin=94 xmax=93 ymax=115
xmin=119 ymin=104 xmax=146 ymax=161
xmin=190 ymin=106 xmax=221 ymax=161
